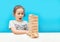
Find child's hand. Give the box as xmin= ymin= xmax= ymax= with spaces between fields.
xmin=25 ymin=31 xmax=28 ymax=34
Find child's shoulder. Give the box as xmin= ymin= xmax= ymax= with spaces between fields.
xmin=9 ymin=20 xmax=28 ymax=24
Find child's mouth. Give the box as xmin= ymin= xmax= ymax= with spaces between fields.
xmin=19 ymin=18 xmax=22 ymax=20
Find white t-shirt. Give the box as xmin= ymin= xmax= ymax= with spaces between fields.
xmin=9 ymin=20 xmax=28 ymax=30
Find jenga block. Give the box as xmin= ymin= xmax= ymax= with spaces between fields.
xmin=29 ymin=18 xmax=38 ymax=22
xmin=31 ymin=33 xmax=39 ymax=38
xmin=29 ymin=28 xmax=38 ymax=30
xmin=27 ymin=14 xmax=39 ymax=38
xmin=29 ymin=22 xmax=38 ymax=24
xmin=29 ymin=15 xmax=38 ymax=19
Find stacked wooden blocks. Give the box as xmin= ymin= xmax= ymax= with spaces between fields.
xmin=28 ymin=14 xmax=39 ymax=38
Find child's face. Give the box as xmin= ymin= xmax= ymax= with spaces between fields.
xmin=14 ymin=8 xmax=24 ymax=21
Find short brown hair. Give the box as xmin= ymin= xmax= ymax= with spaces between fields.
xmin=13 ymin=5 xmax=25 ymax=14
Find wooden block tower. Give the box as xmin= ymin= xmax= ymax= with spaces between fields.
xmin=27 ymin=14 xmax=39 ymax=38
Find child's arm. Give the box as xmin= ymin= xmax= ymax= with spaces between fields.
xmin=10 ymin=27 xmax=28 ymax=34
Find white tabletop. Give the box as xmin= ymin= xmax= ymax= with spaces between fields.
xmin=0 ymin=33 xmax=60 ymax=42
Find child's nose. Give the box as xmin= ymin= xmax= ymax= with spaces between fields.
xmin=19 ymin=14 xmax=22 ymax=16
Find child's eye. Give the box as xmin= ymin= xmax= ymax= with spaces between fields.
xmin=21 ymin=13 xmax=24 ymax=15
xmin=18 ymin=13 xmax=20 ymax=15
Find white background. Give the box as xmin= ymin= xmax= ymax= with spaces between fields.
xmin=0 ymin=33 xmax=60 ymax=42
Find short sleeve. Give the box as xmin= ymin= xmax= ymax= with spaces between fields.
xmin=9 ymin=20 xmax=15 ymax=29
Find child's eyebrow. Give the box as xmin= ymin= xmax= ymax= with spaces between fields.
xmin=18 ymin=12 xmax=24 ymax=13
xmin=18 ymin=11 xmax=24 ymax=13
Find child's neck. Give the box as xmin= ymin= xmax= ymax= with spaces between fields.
xmin=16 ymin=19 xmax=22 ymax=22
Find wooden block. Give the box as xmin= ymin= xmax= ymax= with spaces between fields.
xmin=29 ymin=28 xmax=38 ymax=30
xmin=29 ymin=22 xmax=38 ymax=24
xmin=31 ymin=33 xmax=39 ymax=38
xmin=29 ymin=15 xmax=38 ymax=19
xmin=27 ymin=14 xmax=39 ymax=38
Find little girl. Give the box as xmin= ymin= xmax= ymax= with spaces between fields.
xmin=9 ymin=5 xmax=28 ymax=34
